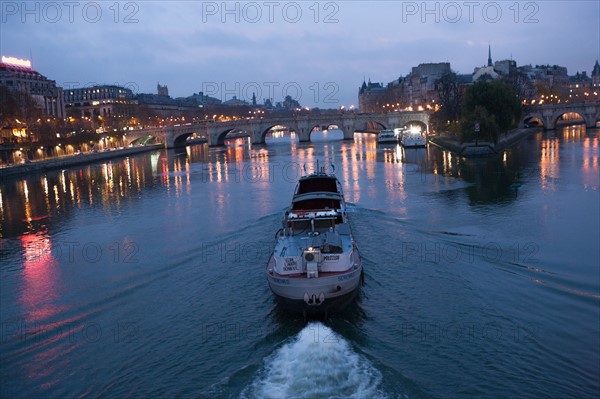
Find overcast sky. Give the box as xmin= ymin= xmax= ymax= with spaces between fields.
xmin=1 ymin=1 xmax=599 ymax=107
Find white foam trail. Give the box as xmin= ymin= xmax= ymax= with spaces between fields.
xmin=242 ymin=322 xmax=387 ymax=399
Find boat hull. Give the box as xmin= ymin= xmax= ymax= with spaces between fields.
xmin=266 ymin=249 xmax=363 ymax=316
xmin=271 ymin=286 xmax=360 ymax=317
xmin=401 ymin=137 xmax=427 ymax=148
xmin=377 ymin=137 xmax=400 ymax=144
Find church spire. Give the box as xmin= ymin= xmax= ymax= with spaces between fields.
xmin=487 ymin=43 xmax=493 ymax=67
xmin=593 ymin=60 xmax=600 ymax=76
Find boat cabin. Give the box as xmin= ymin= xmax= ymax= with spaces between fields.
xmin=295 ymin=175 xmax=339 ymax=195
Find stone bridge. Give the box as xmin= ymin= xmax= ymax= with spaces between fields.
xmin=521 ymin=101 xmax=600 ymax=130
xmin=124 ymin=111 xmax=430 ymax=148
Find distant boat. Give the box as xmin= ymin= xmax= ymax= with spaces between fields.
xmin=266 ymin=162 xmax=363 ymax=317
xmin=400 ymin=127 xmax=426 ymax=148
xmin=377 ymin=129 xmax=400 ymax=144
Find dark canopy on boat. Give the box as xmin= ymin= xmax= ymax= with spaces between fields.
xmin=297 ymin=176 xmax=339 ymax=195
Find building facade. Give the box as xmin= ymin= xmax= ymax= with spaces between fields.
xmin=0 ymin=56 xmax=65 ymax=118
xmin=64 ymin=85 xmax=136 ymax=117
xmin=358 ymin=63 xmax=451 ymax=112
xmin=358 ymin=80 xmax=386 ymax=112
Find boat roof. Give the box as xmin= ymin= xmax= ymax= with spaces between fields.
xmin=298 ymin=172 xmax=338 ymax=181
xmin=296 ymin=174 xmax=340 ymax=195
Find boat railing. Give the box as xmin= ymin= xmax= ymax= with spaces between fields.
xmin=275 ymin=227 xmax=284 ymax=239
xmin=301 ymin=160 xmax=336 ymax=177
xmin=287 ymin=209 xmax=339 ymax=219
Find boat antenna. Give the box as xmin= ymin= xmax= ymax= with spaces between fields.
xmin=303 ymin=164 xmax=307 ymax=173
xmin=331 ymin=163 xmax=335 ymax=173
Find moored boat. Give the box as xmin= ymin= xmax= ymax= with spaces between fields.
xmin=266 ymin=163 xmax=363 ymax=317
xmin=400 ymin=126 xmax=427 ymax=148
xmin=377 ymin=129 xmax=400 ymax=144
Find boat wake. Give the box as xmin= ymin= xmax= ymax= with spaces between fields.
xmin=241 ymin=322 xmax=388 ymax=399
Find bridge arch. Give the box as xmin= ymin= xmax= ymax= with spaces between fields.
xmin=402 ymin=120 xmax=428 ymax=132
xmin=522 ymin=114 xmax=545 ymax=128
xmin=172 ymin=132 xmax=206 ymax=147
xmin=308 ymin=125 xmax=346 ymax=142
xmin=309 ymin=122 xmax=341 ymax=131
xmin=354 ymin=119 xmax=388 ymax=132
xmin=552 ymin=111 xmax=587 ymax=129
xmin=260 ymin=124 xmax=297 ymax=144
xmin=172 ymin=132 xmax=191 ymax=147
xmin=216 ymin=128 xmax=253 ymax=146
xmin=129 ymin=135 xmax=157 ymax=146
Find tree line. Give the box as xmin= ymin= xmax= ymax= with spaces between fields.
xmin=432 ymin=73 xmax=522 ymax=143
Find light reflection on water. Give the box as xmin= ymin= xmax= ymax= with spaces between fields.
xmin=1 ymin=125 xmax=597 ymax=243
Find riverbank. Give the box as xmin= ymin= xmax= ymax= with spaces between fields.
xmin=0 ymin=144 xmax=163 ymax=179
xmin=429 ymin=127 xmax=538 ymax=157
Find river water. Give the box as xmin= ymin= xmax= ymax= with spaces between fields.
xmin=1 ymin=126 xmax=598 ymax=398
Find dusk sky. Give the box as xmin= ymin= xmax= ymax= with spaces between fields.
xmin=2 ymin=1 xmax=599 ymax=107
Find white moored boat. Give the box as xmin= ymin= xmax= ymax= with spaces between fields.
xmin=377 ymin=129 xmax=400 ymax=144
xmin=266 ymin=164 xmax=363 ymax=317
xmin=400 ymin=126 xmax=427 ymax=148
